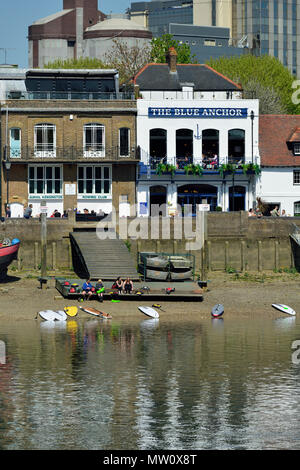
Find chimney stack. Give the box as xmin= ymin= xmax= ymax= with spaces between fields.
xmin=166 ymin=47 xmax=177 ymax=73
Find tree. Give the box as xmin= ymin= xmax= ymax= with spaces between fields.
xmin=44 ymin=57 xmax=109 ymax=69
xmin=242 ymin=78 xmax=287 ymax=114
xmin=103 ymin=39 xmax=151 ymax=85
xmin=206 ymin=54 xmax=300 ymax=114
xmin=150 ymin=34 xmax=197 ymax=64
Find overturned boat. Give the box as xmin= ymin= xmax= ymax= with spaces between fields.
xmin=0 ymin=238 xmax=20 ymax=279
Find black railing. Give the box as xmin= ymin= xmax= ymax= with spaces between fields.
xmin=4 ymin=146 xmax=140 ymax=162
xmin=6 ymin=91 xmax=135 ymax=101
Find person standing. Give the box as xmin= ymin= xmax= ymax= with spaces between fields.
xmin=270 ymin=206 xmax=280 ymax=217
xmin=5 ymin=205 xmax=11 ymax=218
xmin=24 ymin=204 xmax=33 ymax=219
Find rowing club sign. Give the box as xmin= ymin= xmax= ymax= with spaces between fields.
xmin=148 ymin=107 xmax=248 ymax=118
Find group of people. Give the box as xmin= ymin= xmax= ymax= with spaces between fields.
xmin=248 ymin=206 xmax=289 ymax=217
xmin=81 ymin=276 xmax=134 ymax=302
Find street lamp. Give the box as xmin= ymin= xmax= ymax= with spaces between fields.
xmin=250 ymin=110 xmax=255 ymax=164
xmin=5 ymin=160 xmax=11 ymax=211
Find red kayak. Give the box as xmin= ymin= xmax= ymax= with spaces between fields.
xmin=79 ymin=306 xmax=112 ymax=319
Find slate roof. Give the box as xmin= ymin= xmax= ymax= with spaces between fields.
xmin=133 ymin=63 xmax=241 ymax=91
xmin=259 ymin=115 xmax=300 ymax=166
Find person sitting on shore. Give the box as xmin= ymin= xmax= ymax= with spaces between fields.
xmin=95 ymin=278 xmax=105 ymax=302
xmin=113 ymin=277 xmax=123 ymax=295
xmin=124 ymin=278 xmax=133 ymax=294
xmin=81 ymin=278 xmax=93 ymax=301
xmin=248 ymin=208 xmax=255 ymax=217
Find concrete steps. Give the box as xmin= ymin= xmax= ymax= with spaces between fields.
xmin=70 ymin=231 xmax=139 ymax=280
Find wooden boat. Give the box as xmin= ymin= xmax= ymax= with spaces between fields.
xmin=79 ymin=306 xmax=112 ymax=319
xmin=170 ymin=270 xmax=193 ymax=280
xmin=0 ymin=238 xmax=20 ymax=279
xmin=146 ymin=256 xmax=169 ymax=269
xmin=169 ymin=256 xmax=192 ymax=269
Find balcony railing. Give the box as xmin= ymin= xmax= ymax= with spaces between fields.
xmin=3 ymin=146 xmax=140 ymax=162
xmin=6 ymin=91 xmax=135 ymax=101
xmin=138 ymin=154 xmax=260 ymax=177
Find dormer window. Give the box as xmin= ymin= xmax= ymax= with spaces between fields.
xmin=294 ymin=143 xmax=300 ymax=155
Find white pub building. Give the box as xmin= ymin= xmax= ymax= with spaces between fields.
xmin=134 ymin=48 xmax=260 ymax=216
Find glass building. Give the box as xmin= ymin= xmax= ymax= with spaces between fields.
xmin=130 ymin=1 xmax=194 ymax=36
xmin=233 ymin=0 xmax=300 ymax=76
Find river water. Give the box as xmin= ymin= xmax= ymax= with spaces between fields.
xmin=0 ymin=313 xmax=300 ymax=450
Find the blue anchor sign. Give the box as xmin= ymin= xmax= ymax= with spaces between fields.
xmin=194 ymin=124 xmax=202 ymax=140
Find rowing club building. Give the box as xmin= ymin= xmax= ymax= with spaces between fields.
xmin=134 ymin=49 xmax=260 ymax=216
xmin=0 ymin=67 xmax=138 ymax=218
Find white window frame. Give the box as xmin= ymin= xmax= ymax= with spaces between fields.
xmin=83 ymin=123 xmax=105 ymax=158
xmin=28 ymin=165 xmax=63 ymax=197
xmin=293 ymin=170 xmax=300 ymax=185
xmin=34 ymin=124 xmax=56 ymax=158
xmin=9 ymin=127 xmax=21 ymax=158
xmin=119 ymin=127 xmax=130 ymax=157
xmin=294 ymin=143 xmax=300 ymax=155
xmin=77 ymin=165 xmax=111 ymax=197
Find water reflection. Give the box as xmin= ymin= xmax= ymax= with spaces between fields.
xmin=0 ymin=315 xmax=300 ymax=450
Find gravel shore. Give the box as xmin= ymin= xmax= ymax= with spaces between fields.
xmin=1 ymin=271 xmax=300 ymax=321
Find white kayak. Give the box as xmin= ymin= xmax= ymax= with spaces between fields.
xmin=38 ymin=310 xmax=67 ymax=321
xmin=272 ymin=304 xmax=296 ymax=316
xmin=138 ymin=306 xmax=160 ymax=319
xmin=211 ymin=304 xmax=224 ymax=318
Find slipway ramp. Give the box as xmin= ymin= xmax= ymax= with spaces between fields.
xmin=69 ymin=230 xmax=139 ymax=281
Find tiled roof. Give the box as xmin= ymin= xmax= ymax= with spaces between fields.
xmin=133 ymin=63 xmax=241 ymax=91
xmin=260 ymin=115 xmax=300 ymax=166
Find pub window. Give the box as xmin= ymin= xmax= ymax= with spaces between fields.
xmin=119 ymin=127 xmax=130 ymax=157
xmin=294 ymin=201 xmax=300 ymax=216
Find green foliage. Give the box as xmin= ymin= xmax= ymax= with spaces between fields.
xmin=183 ymin=163 xmax=203 ymax=176
xmin=219 ymin=163 xmax=236 ymax=178
xmin=242 ymin=163 xmax=261 ymax=175
xmin=44 ymin=57 xmax=109 ymax=69
xmin=150 ymin=34 xmax=197 ymax=64
xmin=206 ymin=54 xmax=299 ymax=114
xmin=156 ymin=163 xmax=176 ymax=176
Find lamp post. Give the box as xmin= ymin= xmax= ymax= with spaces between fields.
xmin=250 ymin=110 xmax=254 ymax=164
xmin=5 ymin=160 xmax=11 ymax=212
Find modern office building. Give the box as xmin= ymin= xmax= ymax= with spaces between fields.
xmin=129 ymin=1 xmax=233 ymax=33
xmin=169 ymin=24 xmax=246 ymax=63
xmin=130 ymin=1 xmax=300 ymax=76
xmin=233 ymin=0 xmax=300 ymax=76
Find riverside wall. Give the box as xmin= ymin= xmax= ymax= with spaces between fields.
xmin=1 ymin=211 xmax=299 ymax=274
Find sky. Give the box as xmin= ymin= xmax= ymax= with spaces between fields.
xmin=0 ymin=0 xmax=132 ymax=68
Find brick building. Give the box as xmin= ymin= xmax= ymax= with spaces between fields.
xmin=0 ymin=68 xmax=138 ymax=218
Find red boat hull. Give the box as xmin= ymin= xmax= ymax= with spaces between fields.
xmin=0 ymin=242 xmax=20 ymax=275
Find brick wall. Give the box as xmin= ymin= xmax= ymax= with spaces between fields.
xmin=0 ymin=100 xmax=137 ymax=215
